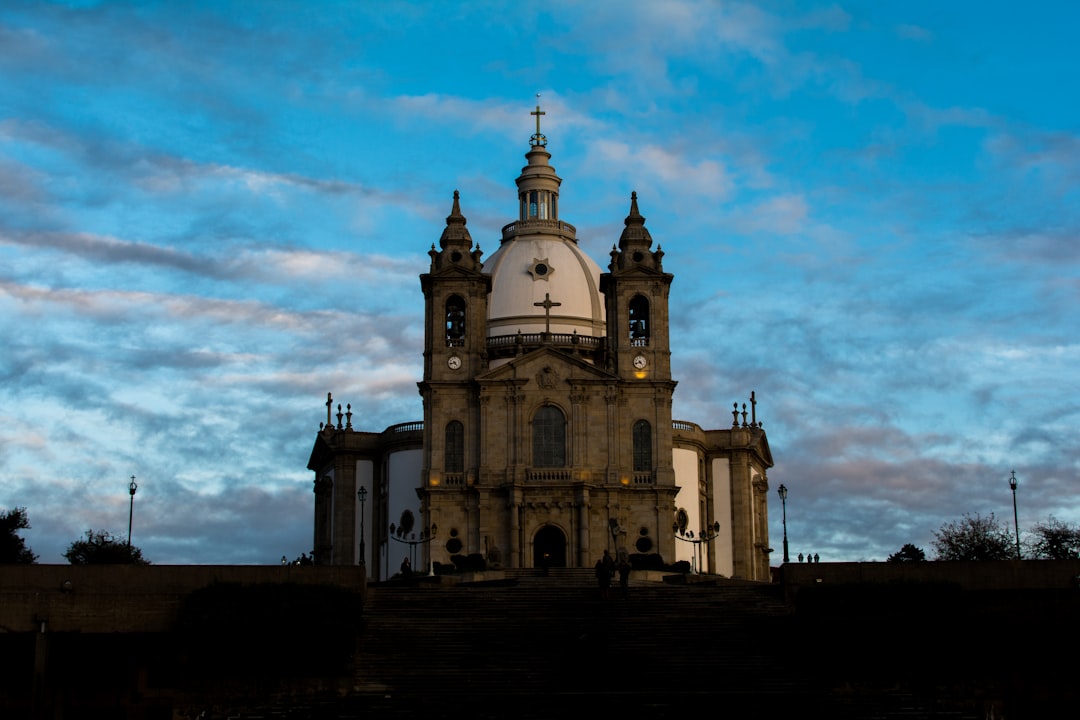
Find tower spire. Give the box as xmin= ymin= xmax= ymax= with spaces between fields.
xmin=530 ymin=93 xmax=547 ymax=148
xmin=438 ymin=189 xmax=472 ymax=250
xmin=610 ymin=191 xmax=663 ymax=272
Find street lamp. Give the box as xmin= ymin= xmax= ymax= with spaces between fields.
xmin=389 ymin=521 xmax=438 ymax=575
xmin=127 ymin=475 xmax=138 ymax=549
xmin=778 ymin=484 xmax=789 ymax=564
xmin=357 ymin=486 xmax=368 ymax=565
xmin=673 ymin=520 xmax=722 ymax=574
xmin=1009 ymin=470 xmax=1021 ymax=560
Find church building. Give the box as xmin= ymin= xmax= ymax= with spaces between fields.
xmin=307 ymin=108 xmax=775 ymax=581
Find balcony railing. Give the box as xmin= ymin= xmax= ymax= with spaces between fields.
xmin=385 ymin=421 xmax=424 ymax=434
xmin=672 ymin=420 xmax=699 ymax=432
xmin=501 ymin=218 xmax=577 ymax=240
xmin=525 ymin=468 xmax=573 ymax=482
xmin=487 ymin=332 xmax=602 ymax=349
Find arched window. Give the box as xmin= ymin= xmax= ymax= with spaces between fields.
xmin=445 ymin=421 xmax=464 ymax=473
xmin=532 ymin=405 xmax=566 ymax=467
xmin=629 ymin=295 xmax=650 ymax=345
xmin=445 ymin=296 xmax=465 ymax=346
xmin=633 ymin=419 xmax=652 ymax=471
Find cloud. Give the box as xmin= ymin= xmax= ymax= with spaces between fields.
xmin=2 ymin=230 xmax=227 ymax=277
xmin=549 ymin=0 xmax=785 ymax=87
xmin=896 ymin=24 xmax=934 ymax=43
xmin=586 ymin=139 xmax=734 ymax=199
xmin=986 ymin=128 xmax=1080 ymax=194
xmin=729 ymin=194 xmax=810 ymax=235
xmin=1 ymin=117 xmax=388 ymax=200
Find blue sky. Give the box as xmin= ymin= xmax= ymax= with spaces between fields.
xmin=2 ymin=0 xmax=1077 ymax=564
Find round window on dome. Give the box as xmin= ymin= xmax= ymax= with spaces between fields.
xmin=529 ymin=259 xmax=554 ymax=281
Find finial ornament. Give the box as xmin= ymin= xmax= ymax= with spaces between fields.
xmin=446 ymin=189 xmax=466 ymax=224
xmin=530 ymin=93 xmax=547 ymax=148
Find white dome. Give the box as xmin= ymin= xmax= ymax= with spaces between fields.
xmin=481 ymin=130 xmax=606 ymax=354
xmin=483 ymin=233 xmax=605 ymax=339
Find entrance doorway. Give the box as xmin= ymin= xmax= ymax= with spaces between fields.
xmin=533 ymin=525 xmax=567 ymax=568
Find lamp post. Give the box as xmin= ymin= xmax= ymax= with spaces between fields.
xmin=1009 ymin=470 xmax=1021 ymax=560
xmin=673 ymin=520 xmax=722 ymax=574
xmin=389 ymin=521 xmax=438 ymax=575
xmin=127 ymin=475 xmax=138 ymax=549
xmin=356 ymin=486 xmax=367 ymax=565
xmin=778 ymin=484 xmax=789 ymax=564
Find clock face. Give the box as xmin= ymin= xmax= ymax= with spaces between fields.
xmin=447 ymin=355 xmax=462 ymax=370
xmin=633 ymin=354 xmax=647 ymax=369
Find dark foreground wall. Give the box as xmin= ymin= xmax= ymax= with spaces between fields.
xmin=0 ymin=565 xmax=367 ymax=719
xmin=776 ymin=558 xmax=1080 ymax=603
xmin=0 ymin=564 xmax=365 ymax=633
xmin=780 ymin=561 xmax=1080 ymax=717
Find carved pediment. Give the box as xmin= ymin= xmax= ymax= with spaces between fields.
xmin=536 ymin=365 xmax=559 ymax=388
xmin=476 ymin=346 xmax=617 ymax=384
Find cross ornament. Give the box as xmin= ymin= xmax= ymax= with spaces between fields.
xmin=534 ymin=292 xmax=561 ymax=336
xmin=531 ymin=94 xmax=545 ymax=136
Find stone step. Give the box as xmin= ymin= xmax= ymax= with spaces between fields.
xmin=211 ymin=576 xmax=987 ymax=720
xmin=352 ymin=578 xmax=795 ymax=702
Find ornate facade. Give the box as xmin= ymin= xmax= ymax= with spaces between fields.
xmin=308 ymin=111 xmax=774 ymax=581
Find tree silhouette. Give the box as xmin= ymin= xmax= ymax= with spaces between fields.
xmin=64 ymin=529 xmax=150 ymax=565
xmin=397 ymin=509 xmax=415 ymax=538
xmin=1026 ymin=516 xmax=1080 ymax=560
xmin=886 ymin=543 xmax=926 ymax=562
xmin=931 ymin=513 xmax=1014 ymax=561
xmin=0 ymin=507 xmax=37 ymax=564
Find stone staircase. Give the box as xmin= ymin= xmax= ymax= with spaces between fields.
xmin=216 ymin=570 xmax=997 ymax=719
xmin=351 ymin=569 xmax=799 ymax=716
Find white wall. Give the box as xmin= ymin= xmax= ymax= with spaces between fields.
xmin=672 ymin=448 xmax=701 ymax=570
xmin=711 ymin=457 xmax=733 ymax=578
xmin=384 ymin=448 xmax=423 ymax=580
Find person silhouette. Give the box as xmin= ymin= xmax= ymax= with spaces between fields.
xmin=618 ymin=559 xmax=631 ymax=598
xmin=595 ymin=550 xmax=615 ymax=599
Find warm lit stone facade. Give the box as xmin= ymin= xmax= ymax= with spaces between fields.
xmin=308 ymin=112 xmax=774 ymax=581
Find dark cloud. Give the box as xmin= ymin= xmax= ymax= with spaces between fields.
xmin=9 ymin=230 xmax=228 ymax=277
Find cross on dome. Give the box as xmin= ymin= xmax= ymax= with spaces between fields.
xmin=533 ymin=292 xmax=561 ymax=336
xmin=530 ymin=93 xmax=547 ymax=148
